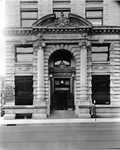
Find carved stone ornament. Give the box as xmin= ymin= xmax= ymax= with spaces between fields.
xmin=50 ymin=61 xmax=75 ymax=73
xmin=49 ymin=12 xmax=80 ymax=27
xmin=17 ymin=66 xmax=31 ymax=71
xmin=32 ymin=13 xmax=92 ymax=29
xmin=79 ymin=40 xmax=91 ymax=48
xmin=93 ymin=64 xmax=109 ymax=72
xmin=15 ymin=65 xmax=33 ymax=73
xmin=33 ymin=39 xmax=45 ymax=50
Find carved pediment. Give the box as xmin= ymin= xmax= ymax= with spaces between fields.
xmin=32 ymin=12 xmax=92 ymax=29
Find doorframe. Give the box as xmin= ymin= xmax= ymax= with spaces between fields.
xmin=53 ymin=77 xmax=71 ymax=110
xmin=50 ymin=75 xmax=75 ymax=111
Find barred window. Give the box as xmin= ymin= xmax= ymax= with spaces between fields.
xmin=53 ymin=0 xmax=70 ymax=17
xmin=86 ymin=0 xmax=103 ymax=26
xmin=20 ymin=1 xmax=38 ymax=27
xmin=86 ymin=10 xmax=103 ymax=26
xmin=92 ymin=44 xmax=109 ymax=61
xmin=15 ymin=46 xmax=33 ymax=62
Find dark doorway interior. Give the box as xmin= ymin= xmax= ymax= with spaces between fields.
xmin=51 ymin=78 xmax=74 ymax=110
xmin=15 ymin=76 xmax=33 ymax=105
xmin=92 ymin=75 xmax=110 ymax=105
xmin=49 ymin=49 xmax=75 ymax=111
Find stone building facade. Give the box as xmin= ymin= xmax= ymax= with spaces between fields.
xmin=3 ymin=0 xmax=120 ymax=119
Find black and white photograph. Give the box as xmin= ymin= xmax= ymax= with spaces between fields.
xmin=0 ymin=0 xmax=120 ymax=149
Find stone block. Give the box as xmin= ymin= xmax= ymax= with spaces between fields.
xmin=4 ymin=114 xmax=15 ymax=120
xmin=78 ymin=106 xmax=91 ymax=118
xmin=35 ymin=109 xmax=46 ymax=114
xmin=32 ymin=114 xmax=47 ymax=119
xmin=78 ymin=113 xmax=91 ymax=118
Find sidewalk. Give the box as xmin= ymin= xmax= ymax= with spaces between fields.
xmin=1 ymin=117 xmax=120 ymax=126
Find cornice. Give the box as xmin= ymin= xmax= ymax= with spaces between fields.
xmin=91 ymin=26 xmax=120 ymax=35
xmin=4 ymin=26 xmax=120 ymax=36
xmin=4 ymin=27 xmax=91 ymax=36
xmin=4 ymin=27 xmax=35 ymax=36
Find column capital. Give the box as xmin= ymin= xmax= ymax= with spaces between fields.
xmin=79 ymin=40 xmax=91 ymax=49
xmin=33 ymin=39 xmax=45 ymax=50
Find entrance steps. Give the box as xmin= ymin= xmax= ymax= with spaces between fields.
xmin=48 ymin=110 xmax=77 ymax=119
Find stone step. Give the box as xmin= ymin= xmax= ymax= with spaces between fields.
xmin=48 ymin=110 xmax=77 ymax=119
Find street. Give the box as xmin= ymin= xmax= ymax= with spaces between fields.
xmin=0 ymin=122 xmax=120 ymax=150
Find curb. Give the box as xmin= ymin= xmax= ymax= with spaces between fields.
xmin=1 ymin=117 xmax=120 ymax=126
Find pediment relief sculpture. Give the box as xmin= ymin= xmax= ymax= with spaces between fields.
xmin=32 ymin=12 xmax=92 ymax=28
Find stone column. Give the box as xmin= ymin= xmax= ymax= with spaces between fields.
xmin=78 ymin=40 xmax=91 ymax=118
xmin=33 ymin=39 xmax=47 ymax=119
xmin=33 ymin=39 xmax=45 ymax=104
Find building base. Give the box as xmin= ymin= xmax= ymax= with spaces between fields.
xmin=4 ymin=114 xmax=15 ymax=120
xmin=32 ymin=114 xmax=47 ymax=119
xmin=78 ymin=105 xmax=91 ymax=118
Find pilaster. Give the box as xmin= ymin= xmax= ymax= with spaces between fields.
xmin=4 ymin=44 xmax=15 ymax=106
xmin=4 ymin=44 xmax=15 ymax=120
xmin=78 ymin=39 xmax=91 ymax=118
xmin=110 ymin=42 xmax=120 ymax=106
xmin=33 ymin=37 xmax=45 ymax=104
xmin=33 ymin=37 xmax=47 ymax=119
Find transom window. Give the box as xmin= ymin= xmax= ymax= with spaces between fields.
xmin=15 ymin=46 xmax=33 ymax=62
xmin=92 ymin=44 xmax=109 ymax=62
xmin=20 ymin=1 xmax=38 ymax=27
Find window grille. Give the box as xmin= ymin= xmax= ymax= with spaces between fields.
xmin=15 ymin=46 xmax=33 ymax=62
xmin=20 ymin=1 xmax=38 ymax=27
xmin=92 ymin=44 xmax=109 ymax=62
xmin=53 ymin=0 xmax=71 ymax=17
xmin=86 ymin=0 xmax=103 ymax=26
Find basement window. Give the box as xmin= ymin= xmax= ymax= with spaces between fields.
xmin=15 ymin=113 xmax=32 ymax=119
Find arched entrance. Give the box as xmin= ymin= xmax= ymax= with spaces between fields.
xmin=49 ymin=49 xmax=75 ymax=111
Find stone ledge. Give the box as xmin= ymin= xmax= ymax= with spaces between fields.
xmin=4 ymin=114 xmax=15 ymax=120
xmin=32 ymin=114 xmax=47 ymax=119
xmin=3 ymin=105 xmax=47 ymax=109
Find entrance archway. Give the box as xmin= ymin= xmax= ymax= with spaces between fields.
xmin=49 ymin=49 xmax=75 ymax=111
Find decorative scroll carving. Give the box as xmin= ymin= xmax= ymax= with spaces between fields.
xmin=79 ymin=40 xmax=91 ymax=49
xmin=92 ymin=63 xmax=110 ymax=72
xmin=49 ymin=61 xmax=75 ymax=73
xmin=48 ymin=12 xmax=81 ymax=27
xmin=15 ymin=65 xmax=33 ymax=73
xmin=32 ymin=13 xmax=92 ymax=28
xmin=33 ymin=35 xmax=45 ymax=50
xmin=17 ymin=66 xmax=31 ymax=71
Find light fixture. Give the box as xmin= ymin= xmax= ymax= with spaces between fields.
xmin=61 ymin=80 xmax=64 ymax=84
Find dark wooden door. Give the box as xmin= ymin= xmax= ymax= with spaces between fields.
xmin=52 ymin=78 xmax=70 ymax=110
